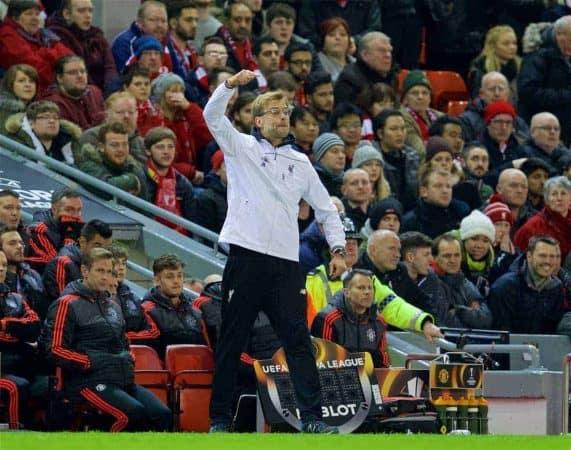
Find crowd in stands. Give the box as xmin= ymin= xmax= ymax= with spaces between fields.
xmin=0 ymin=0 xmax=571 ymax=432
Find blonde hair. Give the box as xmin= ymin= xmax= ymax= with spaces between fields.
xmin=252 ymin=91 xmax=287 ymax=118
xmin=478 ymin=25 xmax=521 ymax=73
xmin=372 ymin=175 xmax=392 ymax=202
xmin=105 ymin=91 xmax=136 ymax=110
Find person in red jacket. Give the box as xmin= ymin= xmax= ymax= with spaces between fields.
xmin=0 ymin=0 xmax=73 ymax=95
xmin=152 ymin=72 xmax=213 ymax=185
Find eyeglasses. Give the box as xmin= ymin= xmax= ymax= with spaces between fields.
xmin=262 ymin=107 xmax=294 ymax=117
xmin=63 ymin=69 xmax=87 ymax=76
xmin=338 ymin=122 xmax=361 ymax=130
xmin=206 ymin=50 xmax=228 ymax=57
xmin=536 ymin=125 xmax=560 ymax=132
xmin=289 ymin=59 xmax=312 ymax=67
xmin=34 ymin=114 xmax=60 ymax=121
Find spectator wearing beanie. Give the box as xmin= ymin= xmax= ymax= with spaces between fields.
xmin=458 ymin=210 xmax=498 ymax=297
xmin=483 ymin=199 xmax=518 ymax=278
xmin=191 ymin=150 xmax=228 ymax=235
xmin=359 ymin=197 xmax=403 ymax=251
xmin=125 ymin=35 xmax=171 ymax=80
xmin=400 ymin=70 xmax=443 ymax=158
xmin=352 ymin=141 xmax=391 ymax=202
xmin=422 ymin=136 xmax=482 ymax=210
xmin=481 ymin=100 xmax=528 ymax=188
xmin=312 ymin=132 xmax=346 ymax=197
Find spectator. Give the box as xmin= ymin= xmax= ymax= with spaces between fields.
xmin=380 ymin=0 xmax=422 ymax=70
xmin=112 ymin=0 xmax=168 ymax=73
xmin=514 ymin=176 xmax=571 ymax=261
xmin=490 ymin=235 xmax=565 ymax=333
xmin=142 ymin=254 xmax=207 ymax=357
xmin=460 ymin=142 xmax=494 ymax=202
xmin=188 ymin=36 xmax=229 ymax=106
xmin=42 ymin=219 xmax=112 ymax=305
xmin=330 ymin=102 xmax=362 ymax=165
xmin=0 ymin=64 xmax=38 ymax=135
xmin=483 ymin=199 xmax=519 ymax=280
xmin=190 ymin=150 xmax=227 ymax=234
xmin=311 ymin=132 xmax=346 ymax=198
xmin=152 ymin=72 xmax=213 ymax=184
xmin=460 ymin=71 xmax=529 ymax=142
xmin=284 ymin=42 xmax=314 ymax=106
xmin=428 ymin=115 xmax=466 ymax=159
xmin=42 ymin=247 xmax=172 ymax=431
xmin=0 ymin=225 xmax=45 ymax=321
xmin=78 ymin=121 xmax=148 ymax=199
xmin=77 ymin=91 xmax=147 ymax=166
xmin=355 ymin=82 xmax=397 ymax=139
xmin=492 ymin=168 xmax=536 ymax=236
xmin=305 ymin=71 xmax=334 ymax=132
xmin=518 ymin=15 xmax=571 ymax=146
xmin=45 ymin=0 xmax=117 ymax=93
xmin=0 ymin=249 xmax=40 ymax=429
xmin=521 ymin=158 xmax=552 ymax=210
xmin=124 ymin=35 xmax=171 ymax=80
xmin=230 ymin=91 xmax=256 ymax=134
xmin=400 ymin=70 xmax=443 ymax=157
xmin=373 ymin=109 xmax=419 ymax=212
xmin=193 ymin=0 xmax=222 ymax=50
xmin=122 ymin=65 xmax=165 ymax=140
xmin=266 ymin=70 xmax=297 ymax=103
xmin=25 ymin=187 xmax=83 ymax=273
xmin=214 ymin=1 xmax=257 ymax=72
xmin=3 ymin=100 xmax=80 ymax=165
xmin=0 ymin=190 xmax=23 ymax=233
xmin=43 ymin=55 xmax=105 ymax=131
xmin=165 ymin=1 xmax=200 ymax=83
xmin=341 ymin=168 xmax=372 ymax=231
xmin=351 ymin=140 xmax=390 ymax=202
xmin=290 ymin=105 xmax=319 ymax=157
xmin=249 ymin=35 xmax=280 ymax=92
xmin=334 ymin=32 xmax=397 ymax=106
xmin=431 ymin=233 xmax=493 ymax=329
xmin=297 ymin=1 xmax=382 ymax=46
xmin=205 ymin=66 xmax=237 ymax=110
xmin=520 ymin=112 xmax=571 ymax=173
xmin=316 ymin=17 xmax=355 ymax=83
xmin=401 ymin=169 xmax=470 ymax=239
xmin=468 ymin=25 xmax=521 ymax=102
xmin=144 ymin=127 xmax=194 ymax=234
xmin=0 ymin=0 xmax=72 ymax=95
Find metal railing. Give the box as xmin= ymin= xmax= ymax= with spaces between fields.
xmin=0 ymin=135 xmax=221 ymax=251
xmin=563 ymin=353 xmax=571 ymax=434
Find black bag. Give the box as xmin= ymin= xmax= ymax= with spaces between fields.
xmin=376 ymin=397 xmax=440 ymax=434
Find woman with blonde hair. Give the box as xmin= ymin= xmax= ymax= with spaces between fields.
xmin=469 ymin=25 xmax=521 ymax=101
xmin=351 ymin=140 xmax=391 ymax=202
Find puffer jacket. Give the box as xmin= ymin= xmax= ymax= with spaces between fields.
xmin=42 ymin=243 xmax=81 ymax=305
xmin=5 ymin=262 xmax=45 ymax=322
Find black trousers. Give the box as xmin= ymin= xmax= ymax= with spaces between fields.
xmin=210 ymin=245 xmax=322 ymax=425
xmin=79 ymin=383 xmax=172 ymax=432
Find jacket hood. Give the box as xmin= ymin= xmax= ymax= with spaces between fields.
xmin=330 ymin=289 xmax=378 ymax=321
xmin=0 ymin=90 xmax=28 ymax=116
xmin=31 ymin=208 xmax=56 ymax=226
xmin=202 ymin=280 xmax=222 ymax=302
xmin=5 ymin=112 xmax=82 ymax=140
xmin=143 ymin=286 xmax=193 ymax=309
xmin=252 ymin=127 xmax=296 ymax=148
xmin=58 ymin=243 xmax=81 ymax=263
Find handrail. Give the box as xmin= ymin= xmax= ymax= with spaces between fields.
xmin=0 ymin=135 xmax=221 ymax=251
xmin=434 ymin=338 xmax=542 ymax=370
xmin=563 ymin=353 xmax=571 ymax=434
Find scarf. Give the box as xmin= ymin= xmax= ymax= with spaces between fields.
xmin=146 ymin=159 xmax=187 ymax=235
xmin=219 ymin=26 xmax=257 ymax=71
xmin=169 ymin=32 xmax=200 ymax=77
xmin=406 ymin=107 xmax=438 ymax=142
xmin=254 ymin=69 xmax=267 ymax=91
xmin=361 ymin=114 xmax=374 ymax=141
xmin=294 ymin=81 xmax=307 ymax=106
xmin=194 ymin=66 xmax=209 ymax=90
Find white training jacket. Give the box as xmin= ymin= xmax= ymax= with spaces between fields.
xmin=203 ymin=83 xmax=346 ymax=262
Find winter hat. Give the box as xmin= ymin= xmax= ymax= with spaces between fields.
xmin=401 ymin=70 xmax=432 ymax=98
xmin=312 ymin=132 xmax=344 ymax=162
xmin=351 ymin=140 xmax=384 ymax=169
xmin=459 ymin=209 xmax=496 ymax=242
xmin=133 ymin=35 xmax=163 ymax=59
xmin=483 ymin=100 xmax=516 ymax=125
xmin=151 ymin=72 xmax=185 ymax=99
xmin=368 ymin=197 xmax=403 ymax=229
xmin=7 ymin=0 xmax=40 ymax=17
xmin=425 ymin=136 xmax=454 ymax=162
xmin=211 ymin=150 xmax=224 ymax=171
xmin=483 ymin=200 xmax=514 ymax=226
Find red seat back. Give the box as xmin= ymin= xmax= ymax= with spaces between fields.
xmin=446 ymin=100 xmax=469 ymax=116
xmin=131 ymin=345 xmax=170 ymax=405
xmin=424 ymin=70 xmax=469 ymax=111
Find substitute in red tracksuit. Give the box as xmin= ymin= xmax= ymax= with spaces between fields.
xmin=41 ymin=249 xmax=171 ymax=432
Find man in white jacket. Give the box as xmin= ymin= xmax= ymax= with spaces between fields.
xmin=203 ymin=70 xmax=346 ymax=433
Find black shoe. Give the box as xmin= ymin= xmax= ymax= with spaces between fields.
xmin=209 ymin=423 xmax=231 ymax=433
xmin=301 ymin=420 xmax=339 ymax=434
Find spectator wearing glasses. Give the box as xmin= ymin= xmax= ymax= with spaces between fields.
xmin=284 ymin=42 xmax=314 ymax=106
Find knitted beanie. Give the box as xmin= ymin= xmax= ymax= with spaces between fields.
xmin=425 ymin=136 xmax=454 ymax=162
xmin=368 ymin=197 xmax=403 ymax=229
xmin=351 ymin=140 xmax=384 ymax=169
xmin=402 ymin=70 xmax=432 ymax=98
xmin=312 ymin=132 xmax=344 ymax=162
xmin=151 ymin=72 xmax=185 ymax=99
xmin=483 ymin=100 xmax=516 ymax=125
xmin=132 ymin=35 xmax=163 ymax=59
xmin=459 ymin=209 xmax=496 ymax=242
xmin=483 ymin=201 xmax=514 ymax=226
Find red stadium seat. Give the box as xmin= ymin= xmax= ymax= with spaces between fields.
xmin=446 ymin=100 xmax=469 ymax=116
xmin=424 ymin=70 xmax=469 ymax=111
xmin=165 ymin=344 xmax=214 ymax=432
xmin=131 ymin=345 xmax=170 ymax=406
xmin=397 ymin=69 xmax=410 ymax=95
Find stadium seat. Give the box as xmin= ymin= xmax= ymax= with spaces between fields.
xmin=131 ymin=345 xmax=171 ymax=406
xmin=424 ymin=71 xmax=469 ymax=111
xmin=446 ymin=100 xmax=469 ymax=116
xmin=165 ymin=344 xmax=214 ymax=432
xmin=397 ymin=69 xmax=410 ymax=95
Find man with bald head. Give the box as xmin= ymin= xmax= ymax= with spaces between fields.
xmin=521 ymin=112 xmax=571 ymax=173
xmin=353 ymin=229 xmax=435 ymax=312
xmin=340 ymin=168 xmax=373 ymax=231
xmin=518 ymin=15 xmax=571 ymax=145
xmin=492 ymin=168 xmax=537 ymax=236
xmin=460 ymin=71 xmax=529 ymax=142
